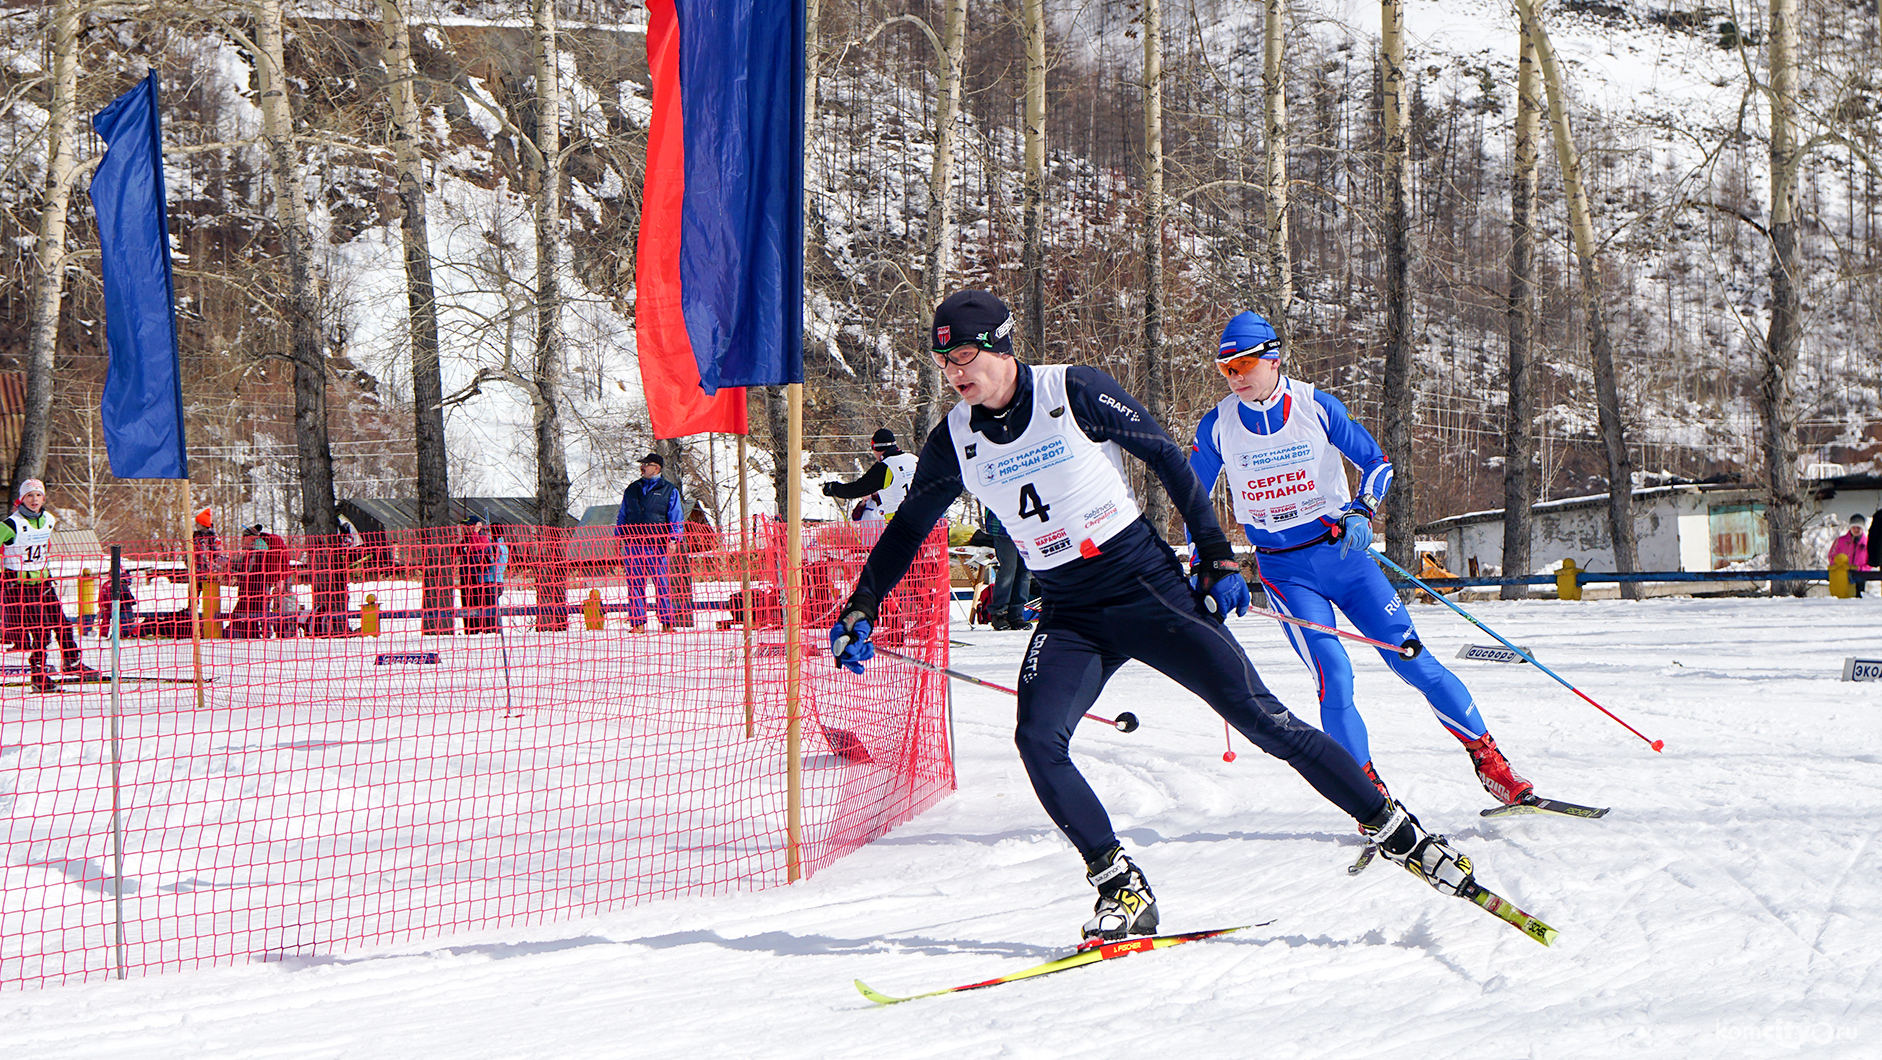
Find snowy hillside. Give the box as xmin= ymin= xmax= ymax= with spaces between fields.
xmin=3 ymin=593 xmax=1878 ymax=1057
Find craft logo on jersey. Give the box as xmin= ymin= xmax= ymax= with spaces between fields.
xmin=1036 ymin=528 xmax=1072 ymax=557
xmin=1237 ymin=441 xmax=1312 ymax=470
xmin=976 ymin=436 xmax=1071 ymax=486
xmin=1098 ymin=393 xmax=1139 ymax=421
xmin=1082 ymin=500 xmax=1118 ymax=531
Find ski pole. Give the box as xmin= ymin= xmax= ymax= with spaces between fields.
xmin=1247 ymin=604 xmax=1422 ymax=659
xmin=1369 ymin=548 xmax=1664 ymax=752
xmin=872 ymin=645 xmax=1140 ymax=733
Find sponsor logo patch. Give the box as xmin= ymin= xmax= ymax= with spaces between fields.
xmin=1236 ymin=441 xmax=1313 ymax=470
xmin=1082 ymin=501 xmax=1118 ymax=530
xmin=1036 ymin=528 xmax=1071 ymax=557
xmin=976 ymin=436 xmax=1072 ymax=486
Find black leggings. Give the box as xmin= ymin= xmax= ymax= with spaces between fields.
xmin=1012 ymin=558 xmax=1386 ymax=860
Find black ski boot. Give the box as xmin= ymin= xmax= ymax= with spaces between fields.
xmin=1081 ymin=845 xmax=1159 ymax=943
xmin=1361 ymin=799 xmax=1474 ymax=897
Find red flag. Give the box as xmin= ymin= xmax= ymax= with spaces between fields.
xmin=636 ymin=0 xmax=747 ymax=438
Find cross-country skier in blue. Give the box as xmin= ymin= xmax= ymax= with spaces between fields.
xmin=830 ymin=290 xmax=1481 ymax=943
xmin=1189 ymin=310 xmax=1536 ymax=805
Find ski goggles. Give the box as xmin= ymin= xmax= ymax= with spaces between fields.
xmin=1215 ymin=353 xmax=1266 ymax=377
xmin=1214 ymin=337 xmax=1281 ymax=376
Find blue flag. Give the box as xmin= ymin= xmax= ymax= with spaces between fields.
xmin=90 ymin=72 xmax=187 ymax=479
xmin=673 ymin=0 xmax=804 ymax=392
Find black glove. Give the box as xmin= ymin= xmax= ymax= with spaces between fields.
xmin=820 ymin=482 xmax=839 ymax=497
xmin=1188 ymin=538 xmax=1251 ymax=621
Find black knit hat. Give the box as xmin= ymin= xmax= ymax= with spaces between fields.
xmin=870 ymin=428 xmax=896 ymax=452
xmin=932 ymin=290 xmax=1014 ymax=355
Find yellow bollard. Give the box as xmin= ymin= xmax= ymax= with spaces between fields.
xmin=77 ymin=568 xmax=97 ymax=637
xmin=201 ymin=578 xmax=223 ymax=638
xmin=584 ymin=588 xmax=604 ymax=630
xmin=1829 ymin=554 xmax=1853 ymax=599
xmin=1556 ymin=558 xmax=1582 ymax=601
xmin=362 ymin=593 xmax=381 ymax=636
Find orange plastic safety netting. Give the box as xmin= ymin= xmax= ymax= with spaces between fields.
xmin=0 ymin=518 xmax=953 ymax=988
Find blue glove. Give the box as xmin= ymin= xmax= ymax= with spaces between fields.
xmin=829 ymin=591 xmax=879 ymax=674
xmin=1189 ymin=544 xmax=1251 ymax=621
xmin=1336 ymin=505 xmax=1374 ymax=559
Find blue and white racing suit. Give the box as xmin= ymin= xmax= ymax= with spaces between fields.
xmin=1190 ymin=377 xmax=1489 ymax=766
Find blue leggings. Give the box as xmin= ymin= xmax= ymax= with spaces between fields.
xmin=1256 ymin=541 xmax=1486 ymax=765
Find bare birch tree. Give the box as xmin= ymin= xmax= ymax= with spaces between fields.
xmin=1516 ymin=0 xmax=1638 ymax=594
xmin=258 ymin=0 xmax=338 ymax=534
xmin=377 ymin=0 xmax=454 ymax=633
xmin=1378 ymin=0 xmax=1417 ymax=573
xmin=531 ymin=0 xmax=571 ymax=527
xmin=1260 ymin=0 xmax=1291 ymax=340
xmin=1021 ymin=0 xmax=1047 ymax=358
xmin=1501 ymin=29 xmax=1541 ymax=600
xmin=1140 ymin=0 xmax=1169 ymax=533
xmin=15 ymin=0 xmax=81 ymax=489
xmin=920 ymin=0 xmax=967 ymax=435
xmin=377 ymin=0 xmax=447 ymax=527
xmin=1762 ymin=0 xmax=1804 ymax=584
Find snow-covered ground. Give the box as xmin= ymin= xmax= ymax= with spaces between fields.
xmin=3 ymin=592 xmax=1880 ymax=1058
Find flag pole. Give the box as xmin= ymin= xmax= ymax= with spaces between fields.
xmin=182 ymin=480 xmax=205 ymax=709
xmin=738 ymin=428 xmax=753 ymax=738
xmin=784 ymin=383 xmax=804 ymax=881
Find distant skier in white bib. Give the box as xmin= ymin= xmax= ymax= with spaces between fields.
xmin=829 ymin=290 xmax=1481 ymax=943
xmin=1189 ymin=310 xmax=1538 ymax=805
xmin=821 ymin=428 xmax=919 ymax=522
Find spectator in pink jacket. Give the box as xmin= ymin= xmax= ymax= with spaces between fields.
xmin=1829 ymin=514 xmax=1871 ymax=596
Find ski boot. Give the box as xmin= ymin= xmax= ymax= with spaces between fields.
xmin=30 ymin=670 xmax=59 ymax=694
xmin=1361 ymin=799 xmax=1474 ymax=897
xmin=1081 ymin=845 xmax=1159 ymax=943
xmin=1462 ymin=733 xmax=1533 ymax=805
xmin=63 ymin=663 xmax=103 ymax=682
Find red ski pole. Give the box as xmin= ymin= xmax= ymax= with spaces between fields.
xmin=1247 ymin=604 xmax=1423 ymax=660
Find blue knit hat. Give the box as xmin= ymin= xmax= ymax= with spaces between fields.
xmin=1218 ymin=311 xmax=1281 ymax=362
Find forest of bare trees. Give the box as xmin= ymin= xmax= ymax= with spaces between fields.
xmin=3 ymin=0 xmax=1877 ymax=569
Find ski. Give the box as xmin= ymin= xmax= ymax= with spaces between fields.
xmin=855 ymin=924 xmax=1262 ymax=1006
xmin=1353 ymin=842 xmax=1559 ymax=945
xmin=1480 ymin=795 xmax=1608 ymax=820
xmin=1460 ymin=879 xmax=1558 ymax=946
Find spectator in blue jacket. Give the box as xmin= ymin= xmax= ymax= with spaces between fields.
xmin=615 ymin=452 xmax=683 ymax=632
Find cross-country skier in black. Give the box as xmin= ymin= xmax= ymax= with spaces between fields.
xmin=830 ymin=290 xmax=1477 ymax=943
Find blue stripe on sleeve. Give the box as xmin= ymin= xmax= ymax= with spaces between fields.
xmin=1314 ymin=388 xmax=1392 ymax=505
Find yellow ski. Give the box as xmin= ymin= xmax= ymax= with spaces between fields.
xmin=855 ymin=925 xmax=1257 ymax=1006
